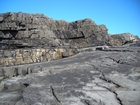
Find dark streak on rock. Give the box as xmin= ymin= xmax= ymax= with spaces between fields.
xmin=113 ymin=91 xmax=123 ymax=105
xmin=84 ymin=100 xmax=90 ymax=105
xmin=50 ymin=85 xmax=61 ymax=103
xmin=49 ymin=70 xmax=52 ymax=74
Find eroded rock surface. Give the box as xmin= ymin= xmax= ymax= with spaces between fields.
xmin=0 ymin=46 xmax=140 ymax=105
xmin=0 ymin=12 xmax=140 ymax=105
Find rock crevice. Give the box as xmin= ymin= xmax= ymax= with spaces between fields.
xmin=50 ymin=85 xmax=61 ymax=104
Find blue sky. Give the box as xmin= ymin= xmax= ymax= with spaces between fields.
xmin=0 ymin=0 xmax=140 ymax=37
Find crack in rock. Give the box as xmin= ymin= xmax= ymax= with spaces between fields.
xmin=113 ymin=91 xmax=123 ymax=105
xmin=90 ymin=64 xmax=123 ymax=105
xmin=87 ymin=64 xmax=123 ymax=105
xmin=95 ymin=83 xmax=123 ymax=105
xmin=105 ymin=57 xmax=121 ymax=64
xmin=50 ymin=85 xmax=61 ymax=103
xmin=23 ymin=83 xmax=30 ymax=87
xmin=90 ymin=64 xmax=122 ymax=88
xmin=81 ymin=99 xmax=95 ymax=105
xmin=84 ymin=100 xmax=90 ymax=105
xmin=99 ymin=72 xmax=122 ymax=88
xmin=105 ymin=57 xmax=133 ymax=66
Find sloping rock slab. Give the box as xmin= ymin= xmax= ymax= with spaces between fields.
xmin=0 ymin=47 xmax=140 ymax=105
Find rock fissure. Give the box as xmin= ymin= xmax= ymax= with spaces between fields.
xmin=84 ymin=100 xmax=91 ymax=105
xmin=50 ymin=85 xmax=61 ymax=103
xmin=23 ymin=83 xmax=30 ymax=87
xmin=90 ymin=64 xmax=122 ymax=88
xmin=105 ymin=57 xmax=136 ymax=66
xmin=113 ymin=91 xmax=123 ymax=105
xmin=105 ymin=57 xmax=121 ymax=64
xmin=90 ymin=64 xmax=124 ymax=105
xmin=99 ymin=71 xmax=122 ymax=88
xmin=95 ymin=83 xmax=123 ymax=105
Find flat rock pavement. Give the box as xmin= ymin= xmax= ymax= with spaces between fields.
xmin=0 ymin=47 xmax=140 ymax=105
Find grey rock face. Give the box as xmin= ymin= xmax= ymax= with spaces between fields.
xmin=108 ymin=33 xmax=139 ymax=46
xmin=0 ymin=12 xmax=109 ymax=50
xmin=0 ymin=12 xmax=138 ymax=50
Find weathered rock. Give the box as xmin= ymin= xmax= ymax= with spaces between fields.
xmin=0 ymin=48 xmax=77 ymax=67
xmin=0 ymin=12 xmax=110 ymax=49
xmin=0 ymin=12 xmax=140 ymax=105
xmin=108 ymin=33 xmax=139 ymax=46
xmin=0 ymin=12 xmax=139 ymax=66
xmin=116 ymin=91 xmax=140 ymax=105
xmin=0 ymin=46 xmax=139 ymax=105
xmin=3 ymin=67 xmax=18 ymax=78
xmin=0 ymin=68 xmax=4 ymax=78
xmin=0 ymin=91 xmax=23 ymax=105
xmin=62 ymin=52 xmax=69 ymax=58
xmin=0 ymin=17 xmax=3 ymax=22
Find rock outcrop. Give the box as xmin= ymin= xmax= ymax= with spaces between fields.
xmin=0 ymin=12 xmax=140 ymax=105
xmin=0 ymin=12 xmax=109 ymax=50
xmin=108 ymin=33 xmax=139 ymax=46
xmin=0 ymin=12 xmax=139 ymax=66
